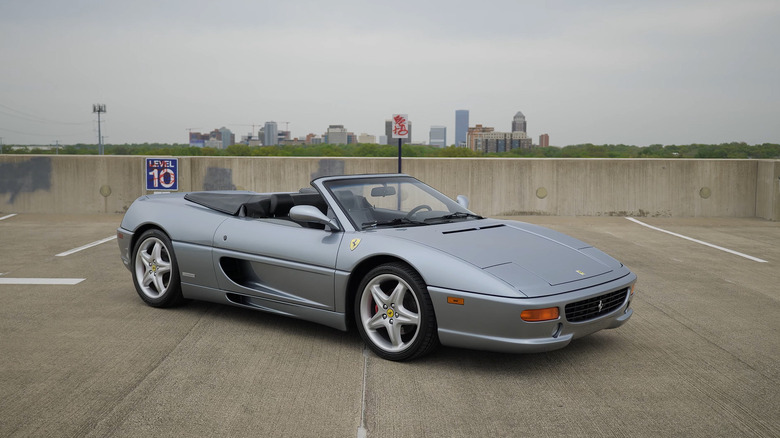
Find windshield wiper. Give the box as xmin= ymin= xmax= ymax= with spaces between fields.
xmin=362 ymin=217 xmax=427 ymax=229
xmin=424 ymin=212 xmax=484 ymax=223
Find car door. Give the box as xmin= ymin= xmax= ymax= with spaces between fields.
xmin=211 ymin=217 xmax=343 ymax=310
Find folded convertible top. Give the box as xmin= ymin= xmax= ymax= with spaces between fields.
xmin=184 ymin=191 xmax=328 ymax=218
xmin=184 ymin=192 xmax=267 ymax=216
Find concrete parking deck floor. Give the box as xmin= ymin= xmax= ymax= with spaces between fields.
xmin=1 ymin=214 xmax=778 ymax=437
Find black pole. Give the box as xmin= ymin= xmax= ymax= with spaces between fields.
xmin=97 ymin=110 xmax=102 ymax=155
xmin=397 ymin=138 xmax=402 ymax=173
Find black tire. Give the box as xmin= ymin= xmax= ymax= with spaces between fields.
xmin=355 ymin=262 xmax=439 ymax=361
xmin=131 ymin=229 xmax=183 ymax=308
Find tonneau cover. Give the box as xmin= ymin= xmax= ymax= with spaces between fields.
xmin=184 ymin=192 xmax=268 ymax=216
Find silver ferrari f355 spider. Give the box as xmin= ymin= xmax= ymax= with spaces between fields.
xmin=117 ymin=173 xmax=636 ymax=361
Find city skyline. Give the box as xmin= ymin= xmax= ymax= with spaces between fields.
xmin=1 ymin=1 xmax=779 ymax=147
xmin=188 ymin=112 xmax=535 ymax=149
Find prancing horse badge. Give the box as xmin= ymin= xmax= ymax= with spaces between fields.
xmin=350 ymin=238 xmax=361 ymax=251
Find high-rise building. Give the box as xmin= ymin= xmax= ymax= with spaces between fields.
xmin=466 ymin=124 xmax=494 ymax=151
xmin=307 ymin=134 xmax=324 ymax=144
xmin=512 ymin=111 xmax=527 ymax=133
xmin=539 ymin=133 xmax=549 ymax=147
xmin=429 ymin=126 xmax=447 ymax=148
xmin=240 ymin=134 xmax=263 ymax=147
xmin=326 ymin=125 xmax=348 ymax=145
xmin=455 ymin=110 xmax=469 ymax=147
xmin=357 ymin=133 xmax=376 ymax=144
xmin=190 ymin=126 xmax=236 ymax=149
xmin=218 ymin=127 xmax=234 ymax=148
xmin=480 ymin=131 xmax=531 ymax=153
xmin=264 ymin=121 xmax=278 ymax=146
xmin=467 ymin=124 xmax=532 ymax=153
xmin=190 ymin=127 xmax=235 ymax=149
xmin=385 ymin=119 xmax=413 ymax=145
xmin=280 ymin=138 xmax=305 ymax=146
xmin=189 ymin=131 xmax=207 ymax=147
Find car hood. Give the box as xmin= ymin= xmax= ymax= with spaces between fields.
xmin=383 ymin=219 xmax=620 ymax=297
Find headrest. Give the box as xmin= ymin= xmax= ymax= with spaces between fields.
xmin=270 ymin=194 xmax=295 ymax=217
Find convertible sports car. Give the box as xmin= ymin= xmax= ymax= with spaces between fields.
xmin=117 ymin=173 xmax=636 ymax=361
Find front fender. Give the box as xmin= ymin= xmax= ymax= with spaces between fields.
xmin=336 ymin=231 xmax=523 ymax=299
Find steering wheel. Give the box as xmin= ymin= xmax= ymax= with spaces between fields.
xmin=405 ymin=204 xmax=432 ymax=218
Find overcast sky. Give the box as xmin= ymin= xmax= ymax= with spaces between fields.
xmin=1 ymin=0 xmax=778 ymax=147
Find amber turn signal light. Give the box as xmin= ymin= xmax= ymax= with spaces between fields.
xmin=447 ymin=297 xmax=465 ymax=305
xmin=520 ymin=307 xmax=559 ymax=322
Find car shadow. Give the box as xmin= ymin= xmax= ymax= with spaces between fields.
xmin=414 ymin=330 xmax=628 ymax=374
xmin=176 ymin=298 xmax=365 ymax=346
xmin=166 ymin=299 xmax=626 ymax=373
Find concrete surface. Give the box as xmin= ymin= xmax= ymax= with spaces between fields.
xmin=0 ymin=214 xmax=778 ymax=437
xmin=2 ymin=156 xmax=779 ymax=220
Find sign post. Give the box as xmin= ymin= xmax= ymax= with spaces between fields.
xmin=392 ymin=114 xmax=409 ymax=173
xmin=145 ymin=158 xmax=179 ymax=191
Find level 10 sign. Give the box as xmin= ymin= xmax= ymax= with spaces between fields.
xmin=146 ymin=158 xmax=178 ymax=191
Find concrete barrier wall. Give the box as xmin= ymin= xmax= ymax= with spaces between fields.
xmin=1 ymin=155 xmax=778 ymax=220
xmin=756 ymin=160 xmax=780 ymax=221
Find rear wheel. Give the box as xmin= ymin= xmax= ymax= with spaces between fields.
xmin=355 ymin=263 xmax=438 ymax=361
xmin=132 ymin=229 xmax=183 ymax=307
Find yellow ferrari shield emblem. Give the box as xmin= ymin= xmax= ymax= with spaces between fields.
xmin=350 ymin=238 xmax=361 ymax=251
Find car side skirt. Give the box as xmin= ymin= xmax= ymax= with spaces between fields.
xmin=182 ymin=283 xmax=348 ymax=331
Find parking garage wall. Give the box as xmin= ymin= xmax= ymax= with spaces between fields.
xmin=0 ymin=156 xmax=778 ymax=220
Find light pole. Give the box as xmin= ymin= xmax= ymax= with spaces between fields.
xmin=93 ymin=104 xmax=106 ymax=155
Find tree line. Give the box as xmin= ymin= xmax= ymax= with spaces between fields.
xmin=3 ymin=142 xmax=779 ymax=159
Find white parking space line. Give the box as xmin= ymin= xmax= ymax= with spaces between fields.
xmin=0 ymin=214 xmax=17 ymax=221
xmin=625 ymin=217 xmax=768 ymax=263
xmin=0 ymin=278 xmax=85 ymax=285
xmin=56 ymin=235 xmax=117 ymax=257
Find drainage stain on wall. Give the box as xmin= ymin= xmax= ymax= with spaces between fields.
xmin=203 ymin=167 xmax=236 ymax=191
xmin=312 ymin=160 xmax=345 ymax=180
xmin=0 ymin=157 xmax=52 ymax=203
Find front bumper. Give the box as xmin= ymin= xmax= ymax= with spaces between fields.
xmin=428 ymin=273 xmax=636 ymax=354
xmin=116 ymin=227 xmax=134 ymax=271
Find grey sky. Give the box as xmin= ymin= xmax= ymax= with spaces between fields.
xmin=1 ymin=0 xmax=778 ymax=146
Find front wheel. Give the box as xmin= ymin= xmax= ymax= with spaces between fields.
xmin=355 ymin=263 xmax=438 ymax=361
xmin=132 ymin=229 xmax=183 ymax=307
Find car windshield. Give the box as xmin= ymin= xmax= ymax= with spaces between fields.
xmin=324 ymin=176 xmax=482 ymax=230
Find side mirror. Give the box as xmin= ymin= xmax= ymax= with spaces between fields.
xmin=289 ymin=205 xmax=341 ymax=231
xmin=456 ymin=195 xmax=469 ymax=209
